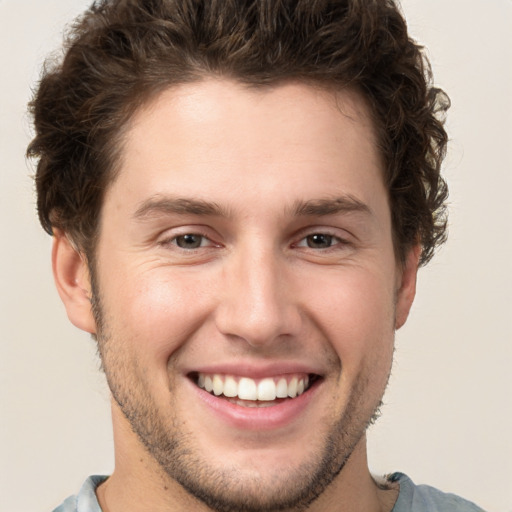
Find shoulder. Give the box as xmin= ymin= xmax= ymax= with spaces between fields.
xmin=51 ymin=475 xmax=108 ymax=512
xmin=390 ymin=473 xmax=486 ymax=512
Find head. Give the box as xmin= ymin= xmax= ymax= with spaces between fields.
xmin=28 ymin=1 xmax=449 ymax=511
xmin=29 ymin=0 xmax=448 ymax=268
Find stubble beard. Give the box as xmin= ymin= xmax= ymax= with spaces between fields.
xmin=91 ymin=288 xmax=389 ymax=512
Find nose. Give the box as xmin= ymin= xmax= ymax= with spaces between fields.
xmin=214 ymin=245 xmax=302 ymax=349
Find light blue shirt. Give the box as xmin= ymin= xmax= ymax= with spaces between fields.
xmin=53 ymin=476 xmax=106 ymax=512
xmin=388 ymin=473 xmax=485 ymax=511
xmin=52 ymin=473 xmax=486 ymax=511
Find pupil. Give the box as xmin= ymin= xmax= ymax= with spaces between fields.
xmin=177 ymin=234 xmax=202 ymax=249
xmin=308 ymin=234 xmax=332 ymax=248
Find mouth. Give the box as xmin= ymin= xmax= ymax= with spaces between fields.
xmin=189 ymin=372 xmax=321 ymax=408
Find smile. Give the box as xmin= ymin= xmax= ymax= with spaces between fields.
xmin=193 ymin=373 xmax=316 ymax=406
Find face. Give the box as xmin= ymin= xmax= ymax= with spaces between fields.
xmin=64 ymin=80 xmax=418 ymax=511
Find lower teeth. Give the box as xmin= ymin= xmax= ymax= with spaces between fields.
xmin=226 ymin=397 xmax=286 ymax=408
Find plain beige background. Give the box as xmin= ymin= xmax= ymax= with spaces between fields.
xmin=1 ymin=0 xmax=511 ymax=511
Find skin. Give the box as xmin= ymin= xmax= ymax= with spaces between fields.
xmin=53 ymin=79 xmax=419 ymax=512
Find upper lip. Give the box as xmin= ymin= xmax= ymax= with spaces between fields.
xmin=184 ymin=361 xmax=325 ymax=380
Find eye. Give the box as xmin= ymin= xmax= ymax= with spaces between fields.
xmin=173 ymin=234 xmax=212 ymax=249
xmin=297 ymin=233 xmax=339 ymax=249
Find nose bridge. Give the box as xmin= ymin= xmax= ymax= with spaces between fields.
xmin=216 ymin=239 xmax=299 ymax=346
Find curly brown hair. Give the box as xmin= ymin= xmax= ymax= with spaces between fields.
xmin=27 ymin=0 xmax=449 ymax=266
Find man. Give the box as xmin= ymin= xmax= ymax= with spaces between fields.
xmin=27 ymin=0 xmax=485 ymax=511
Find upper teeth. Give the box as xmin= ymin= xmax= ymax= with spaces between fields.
xmin=196 ymin=374 xmax=310 ymax=401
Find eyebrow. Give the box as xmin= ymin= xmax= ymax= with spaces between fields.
xmin=292 ymin=195 xmax=372 ymax=217
xmin=133 ymin=194 xmax=372 ymax=221
xmin=133 ymin=196 xmax=228 ymax=220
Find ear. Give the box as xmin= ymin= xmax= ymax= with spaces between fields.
xmin=52 ymin=230 xmax=96 ymax=334
xmin=395 ymin=244 xmax=421 ymax=330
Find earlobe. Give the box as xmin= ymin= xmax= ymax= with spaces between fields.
xmin=52 ymin=230 xmax=96 ymax=334
xmin=395 ymin=245 xmax=421 ymax=330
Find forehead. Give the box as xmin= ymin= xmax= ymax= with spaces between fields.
xmin=106 ymin=79 xmax=385 ymax=221
xmin=125 ymin=79 xmax=379 ymax=162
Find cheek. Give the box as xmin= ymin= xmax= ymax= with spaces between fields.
xmin=101 ymin=266 xmax=216 ymax=362
xmin=305 ymin=267 xmax=396 ymax=367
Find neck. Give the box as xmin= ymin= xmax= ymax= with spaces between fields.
xmin=303 ymin=441 xmax=399 ymax=512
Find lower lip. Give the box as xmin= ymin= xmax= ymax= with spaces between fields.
xmin=189 ymin=379 xmax=320 ymax=431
